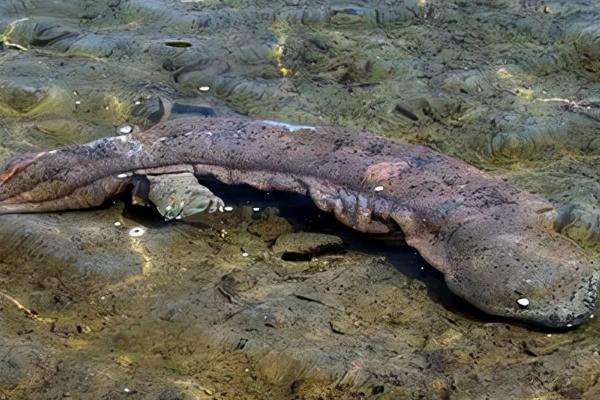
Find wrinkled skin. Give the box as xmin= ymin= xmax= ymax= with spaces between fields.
xmin=0 ymin=117 xmax=597 ymax=328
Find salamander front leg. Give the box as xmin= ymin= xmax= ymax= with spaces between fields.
xmin=143 ymin=172 xmax=224 ymax=220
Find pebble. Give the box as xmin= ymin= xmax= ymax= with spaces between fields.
xmin=199 ymin=86 xmax=210 ymax=92
xmin=272 ymin=232 xmax=344 ymax=259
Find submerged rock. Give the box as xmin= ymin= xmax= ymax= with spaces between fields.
xmin=272 ymin=232 xmax=344 ymax=261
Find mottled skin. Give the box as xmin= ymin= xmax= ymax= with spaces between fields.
xmin=0 ymin=117 xmax=597 ymax=328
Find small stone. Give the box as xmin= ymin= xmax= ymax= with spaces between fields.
xmin=114 ymin=222 xmax=121 ymax=227
xmin=253 ymin=207 xmax=260 ymax=212
xmin=241 ymin=252 xmax=249 ymax=257
xmin=199 ymin=86 xmax=210 ymax=92
xmin=74 ymin=100 xmax=81 ymax=105
xmin=224 ymin=206 xmax=234 ymax=212
xmin=374 ymin=185 xmax=384 ymax=192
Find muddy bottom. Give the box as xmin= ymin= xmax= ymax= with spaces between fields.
xmin=1 ymin=0 xmax=600 ymax=399
xmin=0 ymin=185 xmax=599 ymax=399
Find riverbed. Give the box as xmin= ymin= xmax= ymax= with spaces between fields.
xmin=1 ymin=1 xmax=600 ymax=399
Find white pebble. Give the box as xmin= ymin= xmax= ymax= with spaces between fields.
xmin=75 ymin=100 xmax=81 ymax=105
xmin=567 ymin=323 xmax=573 ymax=328
xmin=128 ymin=227 xmax=146 ymax=237
xmin=199 ymin=86 xmax=210 ymax=92
xmin=516 ymin=298 xmax=529 ymax=308
xmin=135 ymin=100 xmax=141 ymax=105
xmin=224 ymin=206 xmax=233 ymax=212
xmin=374 ymin=185 xmax=384 ymax=192
xmin=252 ymin=207 xmax=260 ymax=212
xmin=119 ymin=125 xmax=133 ymax=134
xmin=117 ymin=173 xmax=130 ymax=179
xmin=242 ymin=252 xmax=249 ymax=257
xmin=114 ymin=222 xmax=122 ymax=227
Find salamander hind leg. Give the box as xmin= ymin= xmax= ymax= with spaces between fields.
xmin=146 ymin=172 xmax=224 ymax=220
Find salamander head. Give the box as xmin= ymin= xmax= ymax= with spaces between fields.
xmin=445 ymin=213 xmax=598 ymax=328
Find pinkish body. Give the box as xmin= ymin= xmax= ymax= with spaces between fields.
xmin=0 ymin=117 xmax=597 ymax=327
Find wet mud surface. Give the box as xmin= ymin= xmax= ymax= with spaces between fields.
xmin=1 ymin=1 xmax=600 ymax=399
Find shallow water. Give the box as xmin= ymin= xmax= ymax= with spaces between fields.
xmin=1 ymin=1 xmax=600 ymax=399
